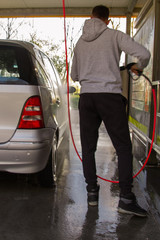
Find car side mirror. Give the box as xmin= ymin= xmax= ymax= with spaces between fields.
xmin=68 ymin=86 xmax=76 ymax=94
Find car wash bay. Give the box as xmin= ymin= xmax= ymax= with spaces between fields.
xmin=1 ymin=0 xmax=160 ymax=239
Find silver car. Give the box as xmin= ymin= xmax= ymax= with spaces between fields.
xmin=0 ymin=40 xmax=71 ymax=186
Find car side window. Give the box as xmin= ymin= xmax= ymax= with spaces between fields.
xmin=35 ymin=60 xmax=50 ymax=88
xmin=34 ymin=49 xmax=62 ymax=102
xmin=40 ymin=52 xmax=59 ymax=89
xmin=51 ymin=63 xmax=62 ymax=87
xmin=34 ymin=50 xmax=52 ymax=89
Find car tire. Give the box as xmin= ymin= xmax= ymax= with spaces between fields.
xmin=38 ymin=134 xmax=57 ymax=187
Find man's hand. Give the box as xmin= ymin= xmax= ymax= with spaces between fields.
xmin=130 ymin=63 xmax=143 ymax=76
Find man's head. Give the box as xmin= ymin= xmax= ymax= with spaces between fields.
xmin=92 ymin=5 xmax=109 ymax=20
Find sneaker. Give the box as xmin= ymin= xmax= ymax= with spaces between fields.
xmin=118 ymin=192 xmax=147 ymax=217
xmin=87 ymin=185 xmax=100 ymax=206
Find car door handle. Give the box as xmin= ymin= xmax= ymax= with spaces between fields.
xmin=56 ymin=98 xmax=60 ymax=105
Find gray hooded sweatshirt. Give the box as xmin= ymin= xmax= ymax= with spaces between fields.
xmin=71 ymin=18 xmax=150 ymax=94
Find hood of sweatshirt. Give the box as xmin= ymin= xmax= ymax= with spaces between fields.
xmin=81 ymin=18 xmax=108 ymax=42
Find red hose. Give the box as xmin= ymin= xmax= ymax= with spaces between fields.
xmin=133 ymin=88 xmax=157 ymax=179
xmin=62 ymin=0 xmax=82 ymax=162
xmin=62 ymin=0 xmax=157 ymax=183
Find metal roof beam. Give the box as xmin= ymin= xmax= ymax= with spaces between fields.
xmin=127 ymin=0 xmax=138 ymax=13
xmin=0 ymin=7 xmax=141 ymax=18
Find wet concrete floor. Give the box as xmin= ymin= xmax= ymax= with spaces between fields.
xmin=0 ymin=109 xmax=160 ymax=239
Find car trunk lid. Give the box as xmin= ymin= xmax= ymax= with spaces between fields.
xmin=0 ymin=85 xmax=39 ymax=143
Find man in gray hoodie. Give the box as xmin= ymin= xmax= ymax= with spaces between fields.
xmin=71 ymin=5 xmax=150 ymax=217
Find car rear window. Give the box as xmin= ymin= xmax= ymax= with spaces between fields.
xmin=0 ymin=45 xmax=37 ymax=85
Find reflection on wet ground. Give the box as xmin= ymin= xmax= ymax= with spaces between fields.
xmin=0 ymin=109 xmax=160 ymax=239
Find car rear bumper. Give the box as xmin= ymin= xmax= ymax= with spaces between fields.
xmin=0 ymin=129 xmax=54 ymax=174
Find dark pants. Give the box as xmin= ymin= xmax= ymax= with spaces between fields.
xmin=79 ymin=93 xmax=133 ymax=194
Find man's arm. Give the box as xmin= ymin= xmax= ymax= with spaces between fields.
xmin=118 ymin=31 xmax=151 ymax=70
xmin=71 ymin=52 xmax=79 ymax=82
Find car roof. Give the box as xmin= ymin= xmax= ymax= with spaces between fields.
xmin=0 ymin=39 xmax=37 ymax=55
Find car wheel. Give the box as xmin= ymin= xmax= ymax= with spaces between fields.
xmin=38 ymin=134 xmax=57 ymax=187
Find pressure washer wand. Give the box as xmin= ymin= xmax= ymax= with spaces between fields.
xmin=120 ymin=62 xmax=152 ymax=86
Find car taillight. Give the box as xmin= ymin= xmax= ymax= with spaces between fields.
xmin=18 ymin=96 xmax=44 ymax=129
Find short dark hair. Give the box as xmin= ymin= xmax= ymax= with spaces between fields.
xmin=92 ymin=5 xmax=109 ymax=20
